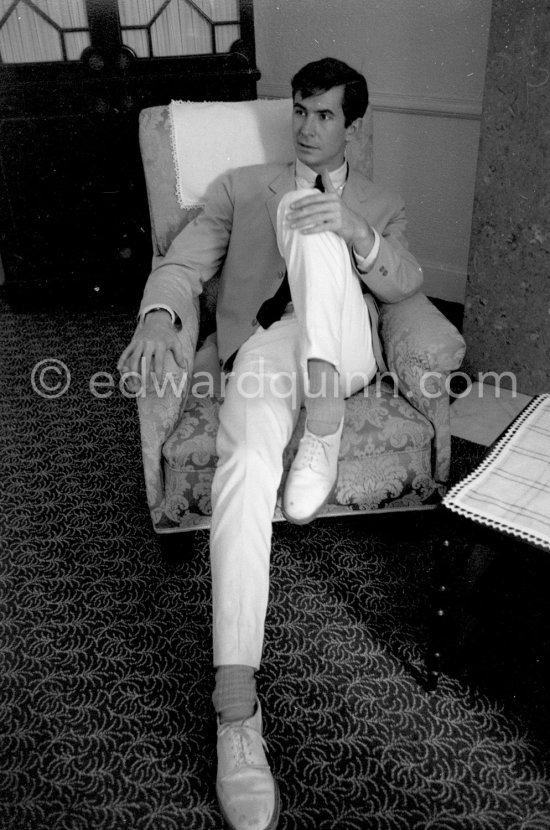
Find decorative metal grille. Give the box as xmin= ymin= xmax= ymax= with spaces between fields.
xmin=117 ymin=0 xmax=240 ymax=58
xmin=0 ymin=0 xmax=90 ymax=63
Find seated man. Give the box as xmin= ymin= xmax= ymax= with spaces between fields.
xmin=118 ymin=57 xmax=423 ymax=830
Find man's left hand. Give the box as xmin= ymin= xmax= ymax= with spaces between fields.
xmin=286 ymin=168 xmax=375 ymax=256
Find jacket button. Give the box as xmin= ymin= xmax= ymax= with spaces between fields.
xmin=278 ymin=270 xmax=285 ymax=279
xmin=251 ymin=318 xmax=258 ymax=326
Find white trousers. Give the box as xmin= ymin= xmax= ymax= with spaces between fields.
xmin=210 ymin=189 xmax=377 ymax=668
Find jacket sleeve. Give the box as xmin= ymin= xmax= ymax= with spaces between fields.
xmin=139 ymin=174 xmax=234 ymax=327
xmin=358 ymin=195 xmax=424 ymax=304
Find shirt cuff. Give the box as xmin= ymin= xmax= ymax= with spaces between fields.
xmin=353 ymin=227 xmax=380 ymax=273
xmin=140 ymin=304 xmax=177 ymax=325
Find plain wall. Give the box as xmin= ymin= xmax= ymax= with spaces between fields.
xmin=254 ymin=0 xmax=493 ymax=303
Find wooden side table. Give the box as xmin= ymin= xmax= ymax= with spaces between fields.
xmin=426 ymin=394 xmax=550 ymax=691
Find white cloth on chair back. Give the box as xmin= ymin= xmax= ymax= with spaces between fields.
xmin=169 ymin=98 xmax=295 ymax=209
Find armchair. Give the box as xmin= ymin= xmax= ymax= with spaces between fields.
xmin=136 ymin=100 xmax=466 ymax=533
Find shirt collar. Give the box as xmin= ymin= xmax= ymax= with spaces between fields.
xmin=295 ymin=158 xmax=348 ymax=192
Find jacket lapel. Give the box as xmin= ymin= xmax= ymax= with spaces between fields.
xmin=342 ymin=170 xmax=370 ymax=216
xmin=266 ymin=163 xmax=296 ymax=232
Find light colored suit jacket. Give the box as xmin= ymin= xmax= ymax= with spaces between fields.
xmin=140 ymin=161 xmax=424 ymax=370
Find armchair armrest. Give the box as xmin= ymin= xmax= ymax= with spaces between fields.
xmin=380 ymin=292 xmax=465 ymax=380
xmin=379 ymin=292 xmax=466 ymax=488
xmin=136 ymin=298 xmax=200 ymax=522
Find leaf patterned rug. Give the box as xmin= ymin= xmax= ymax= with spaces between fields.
xmin=1 ymin=305 xmax=550 ymax=830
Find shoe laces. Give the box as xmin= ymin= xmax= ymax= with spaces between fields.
xmin=295 ymin=432 xmax=330 ymax=473
xmin=218 ymin=720 xmax=269 ymax=768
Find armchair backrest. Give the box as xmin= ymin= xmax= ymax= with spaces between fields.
xmin=138 ymin=99 xmax=374 ymax=262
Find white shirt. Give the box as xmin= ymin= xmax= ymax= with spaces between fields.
xmin=295 ymin=158 xmax=348 ymax=194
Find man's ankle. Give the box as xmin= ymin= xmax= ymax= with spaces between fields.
xmin=213 ymin=664 xmax=256 ymax=723
xmin=306 ymin=416 xmax=344 ymax=437
xmin=306 ymin=359 xmax=345 ymax=435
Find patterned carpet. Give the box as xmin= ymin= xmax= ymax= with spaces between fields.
xmin=2 ymin=302 xmax=550 ymax=830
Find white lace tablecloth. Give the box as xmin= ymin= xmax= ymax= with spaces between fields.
xmin=444 ymin=394 xmax=550 ymax=551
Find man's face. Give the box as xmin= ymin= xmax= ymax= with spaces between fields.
xmin=292 ymin=85 xmax=358 ymax=173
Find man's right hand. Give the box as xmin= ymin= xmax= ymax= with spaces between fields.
xmin=117 ymin=310 xmax=187 ymax=393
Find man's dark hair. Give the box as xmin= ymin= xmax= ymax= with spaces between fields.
xmin=291 ymin=58 xmax=369 ymax=126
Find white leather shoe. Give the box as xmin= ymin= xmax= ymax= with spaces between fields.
xmin=283 ymin=419 xmax=343 ymax=525
xmin=216 ymin=702 xmax=280 ymax=830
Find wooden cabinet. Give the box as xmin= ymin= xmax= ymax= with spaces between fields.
xmin=0 ymin=0 xmax=259 ymax=305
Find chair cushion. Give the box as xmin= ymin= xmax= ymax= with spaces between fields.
xmin=159 ymin=382 xmax=437 ymax=530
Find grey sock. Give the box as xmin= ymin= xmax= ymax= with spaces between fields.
xmin=306 ymin=359 xmax=345 ymax=435
xmin=212 ymin=664 xmax=256 ymax=724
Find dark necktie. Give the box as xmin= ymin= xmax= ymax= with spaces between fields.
xmin=256 ymin=175 xmax=325 ymax=329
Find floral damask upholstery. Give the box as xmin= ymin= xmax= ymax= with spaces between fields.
xmin=136 ymin=104 xmax=466 ymax=533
